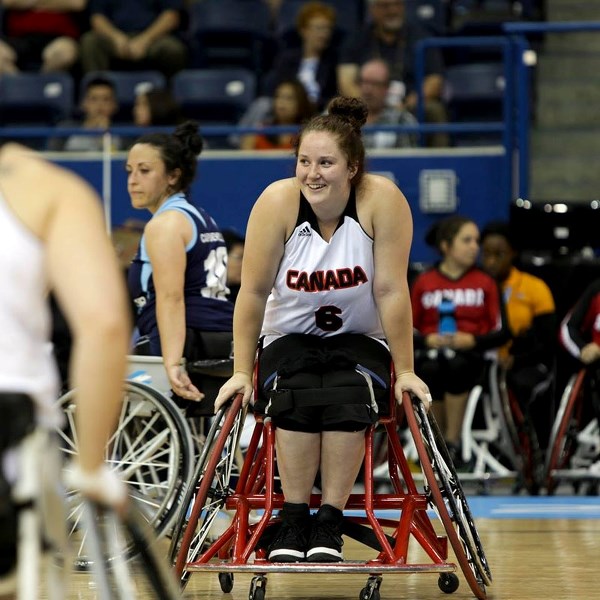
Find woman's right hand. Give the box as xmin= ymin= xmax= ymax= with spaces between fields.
xmin=214 ymin=371 xmax=253 ymax=412
xmin=167 ymin=364 xmax=204 ymax=401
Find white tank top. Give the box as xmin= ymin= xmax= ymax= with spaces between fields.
xmin=262 ymin=189 xmax=385 ymax=347
xmin=0 ymin=190 xmax=60 ymax=427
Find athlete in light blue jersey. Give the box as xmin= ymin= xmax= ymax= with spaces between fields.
xmin=126 ymin=121 xmax=233 ymax=403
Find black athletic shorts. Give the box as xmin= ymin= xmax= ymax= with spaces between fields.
xmin=256 ymin=333 xmax=391 ymax=433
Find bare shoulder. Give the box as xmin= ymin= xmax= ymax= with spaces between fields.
xmin=0 ymin=144 xmax=103 ymax=238
xmin=251 ymin=177 xmax=299 ymax=228
xmin=256 ymin=177 xmax=299 ymax=208
xmin=360 ymin=173 xmax=407 ymax=204
xmin=357 ymin=173 xmax=410 ymax=227
xmin=1 ymin=143 xmax=96 ymax=200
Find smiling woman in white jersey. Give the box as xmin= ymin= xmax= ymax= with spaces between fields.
xmin=214 ymin=96 xmax=431 ymax=565
xmin=0 ymin=142 xmax=130 ymax=593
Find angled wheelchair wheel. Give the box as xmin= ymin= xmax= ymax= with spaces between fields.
xmin=544 ymin=371 xmax=586 ymax=494
xmin=80 ymin=499 xmax=182 ymax=600
xmin=170 ymin=394 xmax=246 ymax=588
xmin=404 ymin=395 xmax=491 ymax=599
xmin=56 ymin=381 xmax=194 ymax=566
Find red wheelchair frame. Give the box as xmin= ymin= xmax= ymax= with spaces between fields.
xmin=169 ymin=374 xmax=491 ymax=600
xmin=545 ymin=369 xmax=600 ymax=494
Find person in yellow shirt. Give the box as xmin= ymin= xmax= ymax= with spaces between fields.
xmin=481 ymin=221 xmax=557 ymax=451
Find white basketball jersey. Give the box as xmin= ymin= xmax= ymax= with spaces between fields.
xmin=0 ymin=191 xmax=60 ymax=427
xmin=262 ymin=189 xmax=384 ymax=347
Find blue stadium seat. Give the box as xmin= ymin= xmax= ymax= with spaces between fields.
xmin=188 ymin=0 xmax=274 ymax=77
xmin=79 ymin=70 xmax=166 ymax=123
xmin=405 ymin=0 xmax=446 ymax=34
xmin=172 ymin=68 xmax=257 ymax=124
xmin=443 ymin=61 xmax=506 ymax=146
xmin=0 ymin=72 xmax=74 ymax=126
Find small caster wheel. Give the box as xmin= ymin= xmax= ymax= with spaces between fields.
xmin=359 ymin=575 xmax=382 ymax=600
xmin=438 ymin=573 xmax=460 ymax=594
xmin=249 ymin=575 xmax=267 ymax=600
xmin=250 ymin=588 xmax=265 ymax=600
xmin=359 ymin=587 xmax=380 ymax=600
xmin=219 ymin=572 xmax=234 ymax=593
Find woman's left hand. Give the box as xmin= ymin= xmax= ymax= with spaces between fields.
xmin=395 ymin=371 xmax=432 ymax=412
xmin=167 ymin=364 xmax=204 ymax=401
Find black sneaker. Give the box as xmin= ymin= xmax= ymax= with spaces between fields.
xmin=267 ymin=521 xmax=308 ymax=562
xmin=267 ymin=502 xmax=310 ymax=562
xmin=306 ymin=505 xmax=344 ymax=562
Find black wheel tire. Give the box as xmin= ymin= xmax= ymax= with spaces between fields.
xmin=219 ymin=572 xmax=234 ymax=593
xmin=438 ymin=573 xmax=460 ymax=594
xmin=251 ymin=587 xmax=266 ymax=600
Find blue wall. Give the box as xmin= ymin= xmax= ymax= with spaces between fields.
xmin=54 ymin=149 xmax=509 ymax=264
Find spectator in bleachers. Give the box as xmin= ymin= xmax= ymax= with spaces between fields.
xmin=559 ymin=278 xmax=600 ymax=474
xmin=48 ymin=75 xmax=124 ymax=151
xmin=133 ymin=87 xmax=183 ymax=127
xmin=238 ymin=78 xmax=316 ymax=151
xmin=79 ymin=0 xmax=187 ymax=79
xmin=0 ymin=0 xmax=86 ymax=74
xmin=266 ymin=1 xmax=339 ymax=111
xmin=337 ymin=0 xmax=448 ymax=147
xmin=481 ymin=221 xmax=557 ymax=449
xmin=359 ymin=58 xmax=417 ymax=149
xmin=411 ymin=215 xmax=509 ymax=460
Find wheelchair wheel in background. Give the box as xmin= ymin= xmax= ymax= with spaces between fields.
xmin=170 ymin=394 xmax=245 ymax=589
xmin=544 ymin=370 xmax=586 ymax=494
xmin=404 ymin=394 xmax=491 ymax=600
xmin=56 ymin=381 xmax=194 ymax=566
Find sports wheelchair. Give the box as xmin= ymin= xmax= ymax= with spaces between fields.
xmin=56 ymin=353 xmax=235 ymax=568
xmin=168 ymin=365 xmax=492 ymax=600
xmin=1 ymin=392 xmax=181 ymax=599
xmin=460 ymin=359 xmax=546 ymax=494
xmin=545 ymin=369 xmax=600 ymax=495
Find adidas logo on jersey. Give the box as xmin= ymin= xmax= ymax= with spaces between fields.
xmin=298 ymin=225 xmax=312 ymax=237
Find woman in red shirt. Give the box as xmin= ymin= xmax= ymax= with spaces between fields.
xmin=411 ymin=215 xmax=509 ymax=457
xmin=240 ymin=78 xmax=316 ymax=151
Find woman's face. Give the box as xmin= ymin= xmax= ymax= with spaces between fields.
xmin=300 ymin=14 xmax=334 ymax=53
xmin=133 ymin=93 xmax=151 ymax=127
xmin=295 ymin=131 xmax=355 ymax=210
xmin=442 ymin=222 xmax=480 ymax=270
xmin=481 ymin=234 xmax=515 ymax=281
xmin=126 ymin=143 xmax=179 ymax=212
xmin=273 ymin=83 xmax=301 ymax=124
xmin=227 ymin=242 xmax=244 ymax=285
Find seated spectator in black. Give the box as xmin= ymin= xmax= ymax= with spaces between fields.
xmin=222 ymin=229 xmax=245 ymax=305
xmin=79 ymin=0 xmax=187 ymax=79
xmin=359 ymin=58 xmax=417 ymax=149
xmin=337 ymin=0 xmax=448 ymax=147
xmin=48 ymin=75 xmax=124 ymax=151
xmin=480 ymin=221 xmax=557 ymax=449
xmin=411 ymin=215 xmax=509 ymax=459
xmin=0 ymin=0 xmax=87 ymax=74
xmin=133 ymin=87 xmax=183 ymax=127
xmin=267 ymin=1 xmax=339 ymax=111
xmin=238 ymin=78 xmax=316 ymax=151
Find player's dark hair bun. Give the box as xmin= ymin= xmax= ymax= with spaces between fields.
xmin=174 ymin=120 xmax=204 ymax=156
xmin=328 ymin=97 xmax=368 ymax=131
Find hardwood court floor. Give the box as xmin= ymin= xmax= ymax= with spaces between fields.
xmin=48 ymin=518 xmax=599 ymax=600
